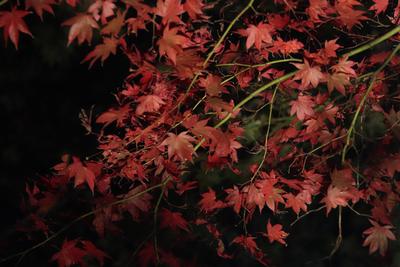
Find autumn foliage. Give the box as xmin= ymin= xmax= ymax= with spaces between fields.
xmin=1 ymin=0 xmax=400 ymax=266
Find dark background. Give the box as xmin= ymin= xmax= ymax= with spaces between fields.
xmin=0 ymin=4 xmax=400 ymax=267
xmin=0 ymin=10 xmax=129 ymax=234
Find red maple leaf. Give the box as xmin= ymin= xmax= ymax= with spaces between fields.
xmin=290 ymin=94 xmax=315 ymax=120
xmin=238 ymin=22 xmax=273 ymax=50
xmin=160 ymin=131 xmax=196 ymax=161
xmin=0 ymin=8 xmax=32 ymax=49
xmin=81 ymin=241 xmax=109 ymax=266
xmin=101 ymin=10 xmax=126 ymax=36
xmin=157 ymin=26 xmax=189 ymax=65
xmin=67 ymin=157 xmax=99 ymax=193
xmin=284 ymin=193 xmax=307 ymax=215
xmin=155 ymin=0 xmax=184 ymax=25
xmin=25 ymin=0 xmax=55 ymax=20
xmin=62 ymin=13 xmax=99 ymax=45
xmin=369 ymin=0 xmax=388 ymax=15
xmin=199 ymin=74 xmax=226 ymax=96
xmin=335 ymin=1 xmax=367 ymax=30
xmin=135 ymin=94 xmax=166 ymax=115
xmin=183 ymin=0 xmax=205 ymax=19
xmin=199 ymin=188 xmax=224 ymax=213
xmin=321 ymin=185 xmax=353 ymax=215
xmin=271 ymin=37 xmax=304 ymax=56
xmin=137 ymin=242 xmax=156 ymax=267
xmin=82 ymin=37 xmax=119 ymax=68
xmin=51 ymin=239 xmax=86 ymax=267
xmin=88 ymin=0 xmax=116 ymax=24
xmin=231 ymin=235 xmax=260 ymax=256
xmin=265 ymin=220 xmax=288 ymax=245
xmin=159 ymin=208 xmax=189 ymax=231
xmin=66 ymin=0 xmax=79 ymax=7
xmin=96 ymin=105 xmax=131 ymax=127
xmin=379 ymin=154 xmax=400 ymax=177
xmin=292 ymin=59 xmax=325 ymax=89
xmin=122 ymin=185 xmax=152 ymax=221
xmin=331 ymin=57 xmax=356 ymax=76
xmin=257 ymin=178 xmax=285 ymax=212
xmin=225 ymin=186 xmax=243 ymax=214
xmin=327 ymin=72 xmax=351 ymax=95
xmin=363 ymin=220 xmax=396 ymax=256
xmin=246 ymin=183 xmax=266 ymax=212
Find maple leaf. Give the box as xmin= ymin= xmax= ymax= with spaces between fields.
xmin=231 ymin=235 xmax=260 ymax=256
xmin=363 ymin=220 xmax=396 ymax=256
xmin=335 ymin=2 xmax=367 ymax=30
xmin=101 ymin=10 xmax=125 ymax=36
xmin=265 ymin=220 xmax=288 ymax=245
xmin=225 ymin=186 xmax=242 ymax=214
xmin=246 ymin=184 xmax=266 ymax=212
xmin=321 ymin=185 xmax=353 ymax=215
xmin=284 ymin=193 xmax=307 ymax=215
xmin=51 ymin=239 xmax=86 ymax=267
xmin=89 ymin=0 xmax=116 ymax=24
xmin=331 ymin=57 xmax=356 ymax=76
xmin=306 ymin=0 xmax=330 ymax=22
xmin=369 ymin=0 xmax=388 ymax=15
xmin=330 ymin=168 xmax=354 ymax=189
xmin=174 ymin=49 xmax=203 ymax=79
xmin=67 ymin=157 xmax=99 ymax=193
xmin=290 ymin=95 xmax=315 ymax=120
xmin=135 ymin=94 xmax=166 ymax=115
xmin=199 ymin=74 xmax=226 ymax=96
xmin=66 ymin=0 xmax=78 ymax=7
xmin=379 ymin=154 xmax=400 ymax=177
xmin=183 ymin=0 xmax=205 ymax=19
xmin=231 ymin=236 xmax=268 ymax=265
xmin=82 ymin=37 xmax=118 ymax=68
xmin=157 ymin=26 xmax=189 ymax=65
xmin=323 ymin=39 xmax=342 ymax=58
xmin=25 ymin=0 xmax=55 ymax=20
xmin=81 ymin=241 xmax=109 ymax=266
xmin=327 ymin=72 xmax=351 ymax=95
xmin=159 ymin=208 xmax=189 ymax=231
xmin=160 ymin=131 xmax=196 ymax=161
xmin=175 ymin=181 xmax=198 ymax=195
xmin=0 ymin=8 xmax=32 ymax=49
xmin=292 ymin=59 xmax=325 ymax=89
xmin=96 ymin=105 xmax=131 ymax=127
xmin=62 ymin=13 xmax=99 ymax=45
xmin=199 ymin=188 xmax=224 ymax=213
xmin=257 ymin=178 xmax=285 ymax=212
xmin=238 ymin=22 xmax=273 ymax=50
xmin=271 ymin=37 xmax=303 ymax=56
xmin=122 ymin=185 xmax=152 ymax=221
xmin=155 ymin=0 xmax=184 ymax=25
xmin=137 ymin=242 xmax=156 ymax=267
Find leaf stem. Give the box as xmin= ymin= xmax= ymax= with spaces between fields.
xmin=0 ymin=182 xmax=166 ymax=264
xmin=341 ymin=44 xmax=400 ymax=163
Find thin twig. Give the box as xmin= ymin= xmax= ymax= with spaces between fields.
xmin=0 ymin=182 xmax=166 ymax=264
